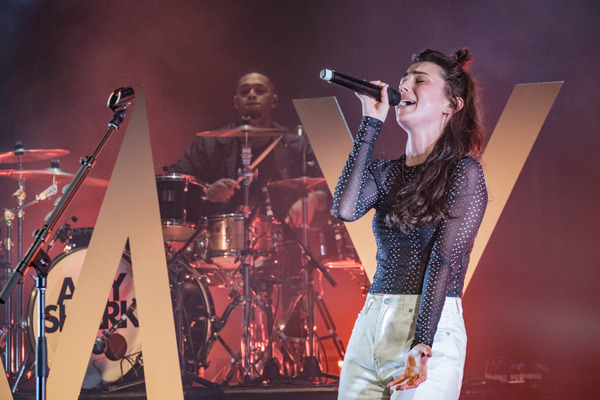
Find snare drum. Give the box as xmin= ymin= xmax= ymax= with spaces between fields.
xmin=156 ymin=174 xmax=206 ymax=242
xmin=205 ymin=213 xmax=273 ymax=269
xmin=27 ymin=247 xmax=140 ymax=389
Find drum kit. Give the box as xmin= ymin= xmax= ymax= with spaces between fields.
xmin=0 ymin=125 xmax=362 ymax=391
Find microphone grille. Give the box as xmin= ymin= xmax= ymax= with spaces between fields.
xmin=319 ymin=69 xmax=334 ymax=81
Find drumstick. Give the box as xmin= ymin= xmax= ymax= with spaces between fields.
xmin=236 ymin=135 xmax=283 ymax=184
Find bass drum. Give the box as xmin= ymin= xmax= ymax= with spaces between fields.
xmin=27 ymin=247 xmax=215 ymax=388
xmin=28 ymin=247 xmax=140 ymax=389
xmin=169 ymin=263 xmax=215 ymax=373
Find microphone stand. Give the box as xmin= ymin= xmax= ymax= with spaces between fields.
xmin=0 ymin=87 xmax=135 ymax=400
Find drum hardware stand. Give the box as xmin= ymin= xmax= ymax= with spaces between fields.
xmin=313 ymin=292 xmax=346 ymax=360
xmin=239 ymin=118 xmax=260 ymax=384
xmin=2 ymin=207 xmax=15 ymax=376
xmin=295 ymin=132 xmax=339 ymax=382
xmin=249 ymin=277 xmax=284 ymax=383
xmin=166 ymin=226 xmax=245 ymax=387
xmin=196 ymin=288 xmax=251 ymax=387
xmin=265 ymin=212 xmax=340 ymax=382
xmin=1 ymin=174 xmax=58 ymax=380
xmin=0 ymin=87 xmax=135 ymax=400
xmin=166 ymin=223 xmax=206 ymax=266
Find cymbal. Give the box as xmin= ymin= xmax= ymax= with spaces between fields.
xmin=0 ymin=148 xmax=70 ymax=164
xmin=269 ymin=176 xmax=326 ymax=191
xmin=196 ymin=125 xmax=288 ymax=138
xmin=0 ymin=168 xmax=109 ymax=187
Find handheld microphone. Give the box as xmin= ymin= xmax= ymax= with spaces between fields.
xmin=320 ymin=69 xmax=402 ymax=106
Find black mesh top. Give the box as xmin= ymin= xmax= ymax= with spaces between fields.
xmin=332 ymin=117 xmax=488 ymax=348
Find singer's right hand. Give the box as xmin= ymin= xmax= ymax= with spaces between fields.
xmin=357 ymin=81 xmax=390 ymax=122
xmin=206 ymin=178 xmax=240 ymax=203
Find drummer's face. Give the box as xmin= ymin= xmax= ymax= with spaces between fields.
xmin=234 ymin=73 xmax=278 ymax=122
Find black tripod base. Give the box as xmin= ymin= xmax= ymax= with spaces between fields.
xmin=298 ymin=356 xmax=338 ymax=382
xmin=250 ymin=357 xmax=285 ymax=384
xmin=182 ymin=371 xmax=220 ymax=389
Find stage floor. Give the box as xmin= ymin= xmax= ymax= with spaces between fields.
xmin=12 ymin=383 xmax=339 ymax=400
xmin=10 ymin=379 xmax=563 ymax=400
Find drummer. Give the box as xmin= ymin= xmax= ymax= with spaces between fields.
xmin=168 ymin=72 xmax=329 ymax=226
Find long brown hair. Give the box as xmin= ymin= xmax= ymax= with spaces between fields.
xmin=384 ymin=49 xmax=485 ymax=232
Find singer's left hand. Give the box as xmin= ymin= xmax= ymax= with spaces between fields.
xmin=358 ymin=81 xmax=390 ymax=122
xmin=387 ymin=344 xmax=432 ymax=391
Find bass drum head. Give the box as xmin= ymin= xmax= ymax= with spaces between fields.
xmin=171 ymin=265 xmax=215 ymax=374
xmin=28 ymin=247 xmax=140 ymax=389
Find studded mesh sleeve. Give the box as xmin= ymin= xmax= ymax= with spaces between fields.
xmin=332 ymin=117 xmax=385 ymax=221
xmin=412 ymin=157 xmax=488 ymax=348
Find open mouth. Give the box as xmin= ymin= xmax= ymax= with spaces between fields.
xmin=399 ymin=99 xmax=416 ymax=107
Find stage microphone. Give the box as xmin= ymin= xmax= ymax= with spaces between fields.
xmin=92 ymin=299 xmax=136 ymax=359
xmin=92 ymin=336 xmax=107 ymax=355
xmin=319 ymin=69 xmax=402 ymax=106
xmin=262 ymin=186 xmax=274 ymax=218
xmin=107 ymin=87 xmax=135 ymax=110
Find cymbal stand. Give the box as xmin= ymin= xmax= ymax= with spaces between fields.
xmin=297 ymin=134 xmax=338 ymax=381
xmin=298 ymin=196 xmax=337 ymax=381
xmin=268 ymin=204 xmax=338 ymax=380
xmin=240 ymin=123 xmax=256 ymax=384
xmin=1 ymin=166 xmax=56 ymax=379
xmin=2 ymin=205 xmax=15 ymax=376
xmin=3 ymin=141 xmax=27 ymax=378
xmin=4 ymin=184 xmax=59 ymax=393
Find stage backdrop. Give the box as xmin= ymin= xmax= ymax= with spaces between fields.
xmin=1 ymin=1 xmax=599 ymax=398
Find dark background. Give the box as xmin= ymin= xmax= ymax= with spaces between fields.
xmin=1 ymin=1 xmax=599 ymax=398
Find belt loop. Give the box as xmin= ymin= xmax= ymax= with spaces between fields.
xmin=455 ymin=298 xmax=462 ymax=315
xmin=365 ymin=294 xmax=375 ymax=313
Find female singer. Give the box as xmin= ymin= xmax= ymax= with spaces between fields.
xmin=333 ymin=49 xmax=488 ymax=400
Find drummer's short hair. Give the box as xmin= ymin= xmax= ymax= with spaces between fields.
xmin=235 ymin=71 xmax=275 ymax=93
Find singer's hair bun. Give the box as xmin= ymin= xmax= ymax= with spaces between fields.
xmin=453 ymin=48 xmax=472 ymax=71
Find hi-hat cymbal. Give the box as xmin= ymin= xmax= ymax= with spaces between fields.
xmin=196 ymin=125 xmax=288 ymax=138
xmin=0 ymin=168 xmax=109 ymax=187
xmin=269 ymin=176 xmax=326 ymax=191
xmin=0 ymin=148 xmax=70 ymax=164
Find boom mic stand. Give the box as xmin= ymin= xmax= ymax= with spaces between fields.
xmin=0 ymin=87 xmax=135 ymax=400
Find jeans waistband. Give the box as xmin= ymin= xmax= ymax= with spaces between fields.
xmin=365 ymin=294 xmax=463 ymax=316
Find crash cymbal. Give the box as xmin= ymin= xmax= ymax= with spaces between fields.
xmin=0 ymin=148 xmax=70 ymax=164
xmin=269 ymin=176 xmax=326 ymax=191
xmin=196 ymin=125 xmax=288 ymax=137
xmin=0 ymin=168 xmax=109 ymax=187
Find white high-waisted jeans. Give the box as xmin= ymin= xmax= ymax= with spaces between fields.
xmin=337 ymin=294 xmax=467 ymax=400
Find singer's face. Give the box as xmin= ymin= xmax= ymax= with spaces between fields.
xmin=233 ymin=73 xmax=278 ymax=123
xmin=395 ymin=62 xmax=451 ymax=131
